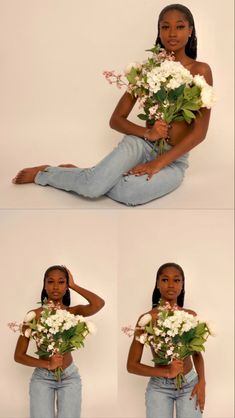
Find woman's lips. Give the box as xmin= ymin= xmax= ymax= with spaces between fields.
xmin=167 ymin=40 xmax=178 ymax=46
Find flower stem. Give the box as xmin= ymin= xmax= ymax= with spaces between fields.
xmin=54 ymin=367 xmax=62 ymax=381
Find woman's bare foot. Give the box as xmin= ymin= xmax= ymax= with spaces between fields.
xmin=12 ymin=165 xmax=50 ymax=184
xmin=58 ymin=164 xmax=78 ymax=168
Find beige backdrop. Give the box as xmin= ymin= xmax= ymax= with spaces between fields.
xmin=1 ymin=210 xmax=118 ymax=418
xmin=118 ymin=210 xmax=234 ymax=418
xmin=0 ymin=0 xmax=234 ymax=208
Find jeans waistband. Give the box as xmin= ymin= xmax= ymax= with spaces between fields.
xmin=33 ymin=362 xmax=78 ymax=379
xmin=150 ymin=368 xmax=197 ymax=386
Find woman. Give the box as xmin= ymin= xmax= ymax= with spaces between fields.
xmin=13 ymin=4 xmax=212 ymax=206
xmin=127 ymin=263 xmax=206 ymax=418
xmin=14 ymin=265 xmax=105 ymax=418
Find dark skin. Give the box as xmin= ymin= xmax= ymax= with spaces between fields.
xmin=14 ymin=267 xmax=105 ymax=371
xmin=110 ymin=9 xmax=213 ymax=179
xmin=127 ymin=266 xmax=206 ymax=413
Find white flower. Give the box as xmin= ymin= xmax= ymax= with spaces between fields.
xmin=124 ymin=62 xmax=142 ymax=75
xmin=23 ymin=311 xmax=36 ymax=323
xmin=200 ymin=85 xmax=216 ymax=109
xmin=193 ymin=74 xmax=207 ymax=88
xmin=136 ymin=333 xmax=148 ymax=344
xmin=86 ymin=321 xmax=97 ymax=335
xmin=48 ymin=344 xmax=54 ymax=351
xmin=138 ymin=313 xmax=152 ymax=327
xmin=167 ymin=349 xmax=174 ymax=356
xmin=205 ymin=320 xmax=216 ymax=336
xmin=24 ymin=328 xmax=32 ymax=338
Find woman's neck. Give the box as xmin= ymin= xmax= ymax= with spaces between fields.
xmin=171 ymin=49 xmax=193 ymax=66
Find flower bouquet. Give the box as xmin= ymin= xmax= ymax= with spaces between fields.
xmin=123 ymin=301 xmax=213 ymax=389
xmin=104 ymin=45 xmax=215 ymax=153
xmin=8 ymin=301 xmax=96 ymax=381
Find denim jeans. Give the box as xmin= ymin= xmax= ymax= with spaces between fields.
xmin=35 ymin=135 xmax=189 ymax=206
xmin=29 ymin=363 xmax=81 ymax=418
xmin=145 ymin=369 xmax=202 ymax=418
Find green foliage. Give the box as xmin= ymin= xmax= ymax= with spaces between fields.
xmin=126 ymin=67 xmax=138 ymax=84
xmin=137 ymin=113 xmax=148 ymax=121
xmin=145 ymin=321 xmax=154 ymax=335
xmin=153 ymin=88 xmax=167 ymax=103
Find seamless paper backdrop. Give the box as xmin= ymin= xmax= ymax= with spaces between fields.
xmin=117 ymin=210 xmax=234 ymax=418
xmin=0 ymin=0 xmax=233 ymax=208
xmin=0 ymin=210 xmax=117 ymax=418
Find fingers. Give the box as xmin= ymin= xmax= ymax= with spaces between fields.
xmin=127 ymin=165 xmax=147 ymax=176
xmin=190 ymin=387 xmax=205 ymax=413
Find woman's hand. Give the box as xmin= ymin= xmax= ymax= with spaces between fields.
xmin=146 ymin=120 xmax=170 ymax=142
xmin=48 ymin=354 xmax=63 ymax=370
xmin=127 ymin=160 xmax=161 ymax=180
xmin=190 ymin=380 xmax=206 ymax=413
xmin=167 ymin=360 xmax=184 ymax=378
xmin=63 ymin=266 xmax=76 ymax=290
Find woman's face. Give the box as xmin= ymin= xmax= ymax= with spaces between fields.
xmin=157 ymin=266 xmax=183 ymax=302
xmin=44 ymin=269 xmax=68 ymax=302
xmin=159 ymin=10 xmax=192 ymax=53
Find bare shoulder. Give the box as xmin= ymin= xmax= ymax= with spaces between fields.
xmin=191 ymin=60 xmax=213 ymax=84
xmin=182 ymin=308 xmax=197 ymax=316
xmin=27 ymin=307 xmax=42 ymax=320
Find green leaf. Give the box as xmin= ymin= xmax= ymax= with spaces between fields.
xmin=182 ymin=101 xmax=200 ymax=111
xmin=145 ymin=321 xmax=154 ymax=335
xmin=153 ymin=87 xmax=167 ymax=103
xmin=172 ymin=115 xmax=185 ymax=122
xmin=126 ymin=67 xmax=138 ymax=84
xmin=183 ymin=109 xmax=196 ymax=119
xmin=194 ymin=323 xmax=207 ymax=336
xmin=168 ymin=84 xmax=185 ymax=101
xmin=180 ymin=328 xmax=197 ymax=343
xmin=137 ymin=113 xmax=148 ymax=121
xmin=152 ymin=357 xmax=169 ymax=365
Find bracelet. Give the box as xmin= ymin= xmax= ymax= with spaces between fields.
xmin=143 ymin=129 xmax=151 ymax=141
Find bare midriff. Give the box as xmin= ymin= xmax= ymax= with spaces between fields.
xmin=167 ymin=120 xmax=194 ymax=146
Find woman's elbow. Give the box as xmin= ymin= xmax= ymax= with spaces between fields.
xmin=127 ymin=360 xmax=138 ymax=374
xmin=93 ymin=298 xmax=105 ymax=313
xmin=14 ymin=352 xmax=22 ymax=363
xmin=98 ymin=298 xmax=105 ymax=311
xmin=109 ymin=114 xmax=117 ymax=130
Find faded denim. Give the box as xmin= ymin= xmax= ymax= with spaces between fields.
xmin=29 ymin=363 xmax=81 ymax=418
xmin=35 ymin=135 xmax=189 ymax=206
xmin=145 ymin=368 xmax=202 ymax=418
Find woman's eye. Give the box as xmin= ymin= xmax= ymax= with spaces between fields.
xmin=161 ymin=25 xmax=169 ymax=30
xmin=177 ymin=25 xmax=185 ymax=29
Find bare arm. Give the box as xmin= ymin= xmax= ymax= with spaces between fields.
xmin=190 ymin=352 xmax=206 ymax=412
xmin=110 ymin=92 xmax=169 ymax=141
xmin=66 ymin=268 xmax=105 ymax=316
xmin=14 ymin=332 xmax=63 ymax=370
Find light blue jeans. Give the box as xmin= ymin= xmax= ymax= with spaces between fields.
xmin=29 ymin=363 xmax=81 ymax=418
xmin=35 ymin=135 xmax=189 ymax=206
xmin=145 ymin=369 xmax=202 ymax=418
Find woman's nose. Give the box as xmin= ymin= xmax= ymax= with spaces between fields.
xmin=169 ymin=28 xmax=177 ymax=37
